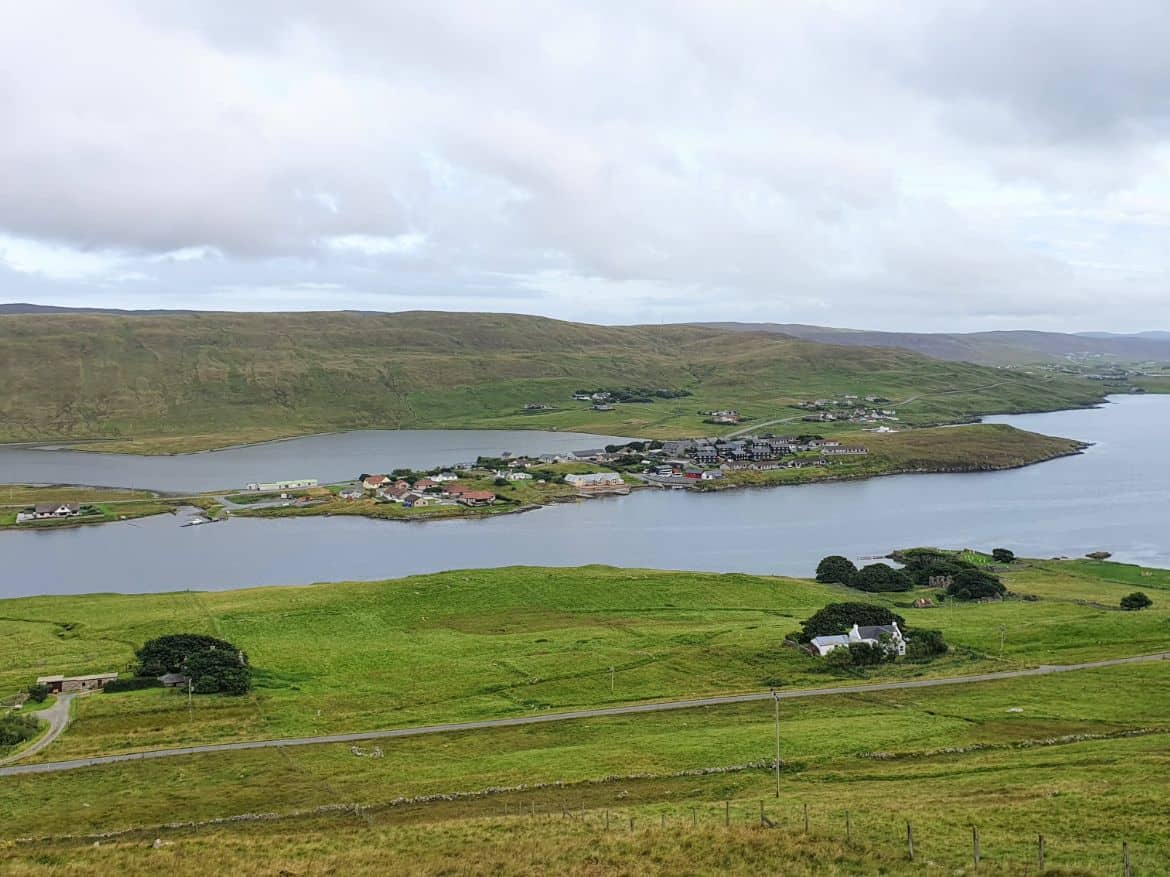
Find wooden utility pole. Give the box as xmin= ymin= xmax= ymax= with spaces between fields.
xmin=803 ymin=802 xmax=809 ymax=833
xmin=845 ymin=810 xmax=852 ymax=844
xmin=1124 ymin=841 xmax=1131 ymax=877
xmin=1038 ymin=834 xmax=1044 ymax=870
xmin=907 ymin=822 xmax=914 ymax=861
xmin=773 ymin=689 xmax=781 ymax=798
xmin=972 ymin=826 xmax=981 ymax=867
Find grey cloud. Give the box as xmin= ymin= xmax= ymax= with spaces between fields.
xmin=0 ymin=1 xmax=1169 ymax=331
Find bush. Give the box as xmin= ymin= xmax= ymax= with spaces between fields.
xmin=104 ymin=677 xmax=163 ymax=693
xmin=799 ymin=603 xmax=906 ymax=642
xmin=1120 ymin=592 xmax=1153 ymax=611
xmin=851 ymin=563 xmax=912 ymax=593
xmin=815 ymin=555 xmax=858 ymax=585
xmin=25 ymin=683 xmax=50 ymax=704
xmin=0 ymin=713 xmax=41 ymax=748
xmin=847 ymin=641 xmax=887 ymax=666
xmin=991 ymin=548 xmax=1016 ymax=564
xmin=906 ymin=628 xmax=948 ymax=658
xmin=946 ymin=568 xmax=1006 ymax=601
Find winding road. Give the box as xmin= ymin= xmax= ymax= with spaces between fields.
xmin=2 ymin=652 xmax=1166 ymax=778
xmin=0 ymin=693 xmax=74 ymax=767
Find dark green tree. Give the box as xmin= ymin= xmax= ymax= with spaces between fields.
xmin=815 ymin=555 xmax=858 ymax=585
xmin=185 ymin=649 xmax=252 ymax=695
xmin=991 ymin=548 xmax=1016 ymax=564
xmin=905 ymin=629 xmax=948 ymax=658
xmin=946 ymin=569 xmax=1006 ymax=601
xmin=25 ymin=683 xmax=50 ymax=703
xmin=851 ymin=563 xmax=912 ymax=592
xmin=1120 ymin=592 xmax=1153 ymax=611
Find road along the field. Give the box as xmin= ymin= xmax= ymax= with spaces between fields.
xmin=3 ymin=652 xmax=1166 ymax=778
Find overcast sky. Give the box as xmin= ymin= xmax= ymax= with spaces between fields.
xmin=2 ymin=2 xmax=1169 ymax=331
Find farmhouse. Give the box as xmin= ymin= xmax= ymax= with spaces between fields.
xmin=33 ymin=502 xmax=81 ymax=519
xmin=36 ymin=672 xmax=119 ymax=694
xmin=361 ymin=474 xmax=391 ymax=490
xmin=810 ymin=622 xmax=906 ymax=657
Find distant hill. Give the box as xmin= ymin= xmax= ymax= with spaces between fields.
xmin=696 ymin=323 xmax=1170 ymax=365
xmin=0 ymin=310 xmax=1100 ymax=448
xmin=0 ymin=302 xmax=199 ymax=316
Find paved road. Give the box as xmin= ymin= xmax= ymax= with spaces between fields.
xmin=0 ymin=693 xmax=74 ymax=766
xmin=3 ymin=653 xmax=1166 ymax=778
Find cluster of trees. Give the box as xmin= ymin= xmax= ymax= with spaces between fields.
xmin=136 ymin=634 xmax=253 ymax=695
xmin=817 ymin=549 xmax=1009 ymax=601
xmin=815 ymin=556 xmax=912 ymax=592
xmin=25 ymin=683 xmax=50 ymax=703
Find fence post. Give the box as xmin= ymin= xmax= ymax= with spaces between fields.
xmin=661 ymin=813 xmax=667 ymax=829
xmin=629 ymin=816 xmax=634 ymax=833
xmin=692 ymin=807 xmax=697 ymax=828
xmin=1038 ymin=834 xmax=1044 ymax=870
xmin=907 ymin=822 xmax=914 ymax=861
xmin=803 ymin=802 xmax=809 ymax=833
xmin=1124 ymin=841 xmax=1131 ymax=877
xmin=972 ymin=825 xmax=981 ymax=868
xmin=725 ymin=801 xmax=730 ymax=827
xmin=605 ymin=810 xmax=610 ymax=832
xmin=760 ymin=800 xmax=765 ymax=827
xmin=846 ymin=810 xmax=852 ymax=844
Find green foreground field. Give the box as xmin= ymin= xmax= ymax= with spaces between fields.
xmin=2 ymin=559 xmax=1168 ymax=874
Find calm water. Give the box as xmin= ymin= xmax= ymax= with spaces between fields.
xmin=0 ymin=396 xmax=1165 ymax=598
xmin=0 ymin=429 xmax=630 ymax=494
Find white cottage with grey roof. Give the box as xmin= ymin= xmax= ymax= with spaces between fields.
xmin=810 ymin=622 xmax=906 ymax=657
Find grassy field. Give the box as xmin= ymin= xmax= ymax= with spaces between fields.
xmin=1 ymin=559 xmax=1167 ymax=873
xmin=1 ymin=559 xmax=1167 ymax=761
xmin=0 ymin=311 xmax=1102 ymax=451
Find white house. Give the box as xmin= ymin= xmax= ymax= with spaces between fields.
xmin=494 ymin=470 xmax=533 ymax=481
xmin=432 ymin=471 xmax=459 ymax=482
xmin=810 ymin=622 xmax=906 ymax=657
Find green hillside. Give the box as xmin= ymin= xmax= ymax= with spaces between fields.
xmin=0 ymin=311 xmax=1101 ymax=451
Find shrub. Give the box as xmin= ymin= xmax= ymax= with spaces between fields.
xmin=851 ymin=563 xmax=912 ymax=593
xmin=799 ymin=603 xmax=905 ymax=642
xmin=1120 ymin=592 xmax=1153 ymax=611
xmin=104 ymin=677 xmax=163 ymax=693
xmin=847 ymin=641 xmax=887 ymax=666
xmin=991 ymin=548 xmax=1016 ymax=564
xmin=815 ymin=555 xmax=858 ymax=585
xmin=25 ymin=683 xmax=50 ymax=704
xmin=946 ymin=568 xmax=1006 ymax=601
xmin=906 ymin=628 xmax=948 ymax=658
xmin=0 ymin=714 xmax=41 ymax=748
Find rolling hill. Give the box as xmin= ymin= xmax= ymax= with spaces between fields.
xmin=697 ymin=322 xmax=1170 ymax=365
xmin=0 ymin=310 xmax=1101 ymax=450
